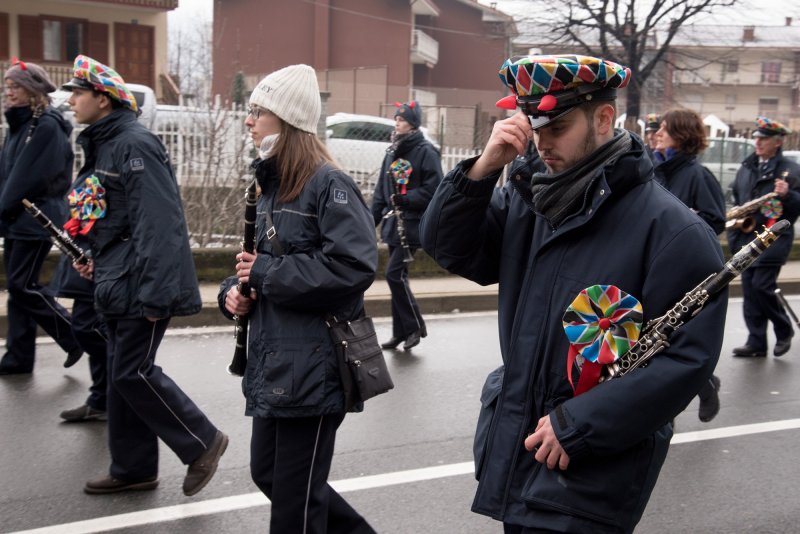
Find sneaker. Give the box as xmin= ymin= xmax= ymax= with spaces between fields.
xmin=84 ymin=475 xmax=159 ymax=495
xmin=183 ymin=430 xmax=229 ymax=496
xmin=698 ymin=375 xmax=721 ymax=423
xmin=63 ymin=348 xmax=84 ymax=368
xmin=60 ymin=404 xmax=107 ymax=422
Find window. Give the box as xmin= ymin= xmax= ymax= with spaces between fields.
xmin=758 ymin=97 xmax=779 ymax=116
xmin=328 ymin=121 xmax=393 ymax=142
xmin=726 ymin=60 xmax=739 ymax=73
xmin=42 ymin=17 xmax=85 ymax=62
xmin=761 ymin=61 xmax=782 ymax=83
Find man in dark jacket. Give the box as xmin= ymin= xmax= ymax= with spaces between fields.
xmin=63 ymin=55 xmax=227 ymax=497
xmin=420 ymin=54 xmax=727 ymax=533
xmin=0 ymin=59 xmax=82 ymax=375
xmin=371 ymin=101 xmax=442 ymax=350
xmin=728 ymin=117 xmax=800 ymax=358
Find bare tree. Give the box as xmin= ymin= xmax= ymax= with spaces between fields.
xmin=513 ymin=0 xmax=738 ymax=125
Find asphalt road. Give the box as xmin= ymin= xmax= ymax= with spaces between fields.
xmin=1 ymin=297 xmax=799 ymax=534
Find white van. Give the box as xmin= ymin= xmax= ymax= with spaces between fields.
xmin=698 ymin=137 xmax=755 ymax=204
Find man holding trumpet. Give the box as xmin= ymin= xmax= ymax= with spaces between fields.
xmin=728 ymin=117 xmax=800 ymax=358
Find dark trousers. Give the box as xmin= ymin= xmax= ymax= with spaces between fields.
xmin=741 ymin=266 xmax=793 ymax=349
xmin=106 ymin=317 xmax=218 ymax=481
xmin=250 ymin=414 xmax=375 ymax=534
xmin=71 ymin=298 xmax=108 ymax=411
xmin=385 ymin=245 xmax=425 ymax=338
xmin=1 ymin=238 xmax=78 ymax=371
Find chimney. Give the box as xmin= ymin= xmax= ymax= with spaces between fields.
xmin=786 ymin=17 xmax=792 ymax=26
xmin=743 ymin=26 xmax=755 ymax=41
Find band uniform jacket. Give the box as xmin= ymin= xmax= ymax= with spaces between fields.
xmin=73 ymin=108 xmax=201 ymax=319
xmin=727 ymin=149 xmax=800 ymax=267
xmin=218 ymin=157 xmax=377 ymax=418
xmin=653 ymin=152 xmax=726 ymax=234
xmin=419 ymin=135 xmax=727 ymax=533
xmin=371 ymin=130 xmax=442 ymax=247
xmin=0 ymin=106 xmax=72 ymax=240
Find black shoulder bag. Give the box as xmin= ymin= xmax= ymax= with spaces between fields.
xmin=263 ymin=206 xmax=393 ymax=412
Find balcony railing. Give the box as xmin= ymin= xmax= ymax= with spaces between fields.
xmin=410 ymin=29 xmax=439 ymax=66
xmin=83 ymin=0 xmax=178 ymax=9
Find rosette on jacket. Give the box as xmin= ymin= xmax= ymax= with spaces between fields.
xmin=563 ymin=284 xmax=643 ymax=395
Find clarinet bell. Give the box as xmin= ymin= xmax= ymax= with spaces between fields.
xmin=402 ymin=248 xmax=415 ymax=263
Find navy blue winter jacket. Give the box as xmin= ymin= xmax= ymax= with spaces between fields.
xmin=727 ymin=149 xmax=800 ymax=266
xmin=74 ymin=108 xmax=201 ymax=319
xmin=371 ymin=130 xmax=442 ymax=247
xmin=0 ymin=106 xmax=72 ymax=240
xmin=219 ymin=157 xmax=377 ymax=418
xmin=420 ymin=133 xmax=727 ymax=533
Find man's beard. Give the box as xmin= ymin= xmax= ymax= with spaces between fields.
xmin=542 ymin=122 xmax=597 ymax=174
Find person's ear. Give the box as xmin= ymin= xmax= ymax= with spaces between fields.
xmin=97 ymin=93 xmax=112 ymax=111
xmin=594 ymin=103 xmax=615 ymax=135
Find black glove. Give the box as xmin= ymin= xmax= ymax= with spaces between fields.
xmin=392 ymin=193 xmax=410 ymax=207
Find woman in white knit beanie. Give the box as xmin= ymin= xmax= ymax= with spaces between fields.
xmin=221 ymin=64 xmax=378 ymax=533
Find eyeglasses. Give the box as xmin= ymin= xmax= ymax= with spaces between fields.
xmin=248 ymin=106 xmax=266 ymax=119
xmin=4 ymin=83 xmax=23 ymax=93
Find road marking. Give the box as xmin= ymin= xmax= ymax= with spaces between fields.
xmin=10 ymin=418 xmax=800 ymax=534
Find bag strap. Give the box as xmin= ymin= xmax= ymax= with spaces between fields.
xmin=263 ymin=206 xmax=285 ymax=256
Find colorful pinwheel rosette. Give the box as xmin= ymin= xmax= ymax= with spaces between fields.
xmin=760 ymin=198 xmax=783 ymax=228
xmin=64 ymin=175 xmax=107 ymax=237
xmin=390 ymin=158 xmax=412 ymax=185
xmin=562 ymin=285 xmax=643 ymax=395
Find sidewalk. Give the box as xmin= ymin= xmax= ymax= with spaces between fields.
xmin=3 ymin=262 xmax=800 ymax=332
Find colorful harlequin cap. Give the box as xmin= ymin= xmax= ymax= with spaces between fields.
xmin=645 ymin=113 xmax=661 ymax=132
xmin=496 ymin=54 xmax=631 ymax=129
xmin=62 ymin=55 xmax=138 ymax=113
xmin=752 ymin=116 xmax=791 ymax=137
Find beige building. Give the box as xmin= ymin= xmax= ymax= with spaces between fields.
xmin=0 ymin=0 xmax=178 ymax=101
xmin=666 ymin=22 xmax=800 ymax=135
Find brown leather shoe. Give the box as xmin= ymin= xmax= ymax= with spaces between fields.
xmin=183 ymin=430 xmax=229 ymax=496
xmin=84 ymin=475 xmax=158 ymax=495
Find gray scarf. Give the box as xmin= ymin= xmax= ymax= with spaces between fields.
xmin=531 ymin=129 xmax=633 ymax=228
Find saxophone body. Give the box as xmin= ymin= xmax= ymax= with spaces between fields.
xmin=725 ymin=171 xmax=788 ymax=233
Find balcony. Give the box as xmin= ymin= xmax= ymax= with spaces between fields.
xmin=0 ymin=61 xmax=73 ymax=88
xmin=410 ymin=29 xmax=439 ymax=67
xmin=83 ymin=0 xmax=178 ymax=9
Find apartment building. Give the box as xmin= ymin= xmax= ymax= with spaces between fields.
xmin=0 ymin=0 xmax=178 ymax=102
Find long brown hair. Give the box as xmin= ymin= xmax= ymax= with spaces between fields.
xmin=273 ymin=120 xmax=338 ymax=203
xmin=660 ymin=108 xmax=708 ymax=156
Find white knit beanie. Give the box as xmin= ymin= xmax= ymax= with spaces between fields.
xmin=249 ymin=64 xmax=320 ymax=134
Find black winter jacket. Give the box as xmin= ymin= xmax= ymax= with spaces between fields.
xmin=420 ymin=134 xmax=727 ymax=533
xmin=371 ymin=130 xmax=442 ymax=247
xmin=218 ymin=157 xmax=377 ymax=418
xmin=727 ymin=149 xmax=800 ymax=267
xmin=74 ymin=109 xmax=201 ymax=319
xmin=0 ymin=106 xmax=72 ymax=240
xmin=653 ymin=152 xmax=726 ymax=234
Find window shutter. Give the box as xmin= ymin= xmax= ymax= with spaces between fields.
xmin=87 ymin=22 xmax=108 ymax=64
xmin=0 ymin=13 xmax=9 ymax=60
xmin=18 ymin=15 xmax=43 ymax=62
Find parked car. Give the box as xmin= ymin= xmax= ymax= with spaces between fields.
xmin=783 ymin=150 xmax=800 ymax=165
xmin=49 ymin=82 xmax=157 ymax=130
xmin=698 ymin=137 xmax=755 ymax=205
xmin=325 ymin=112 xmax=439 ymax=197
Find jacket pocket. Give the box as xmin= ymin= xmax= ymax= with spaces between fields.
xmin=94 ymin=264 xmax=133 ymax=317
xmin=262 ymin=339 xmax=326 ymax=408
xmin=521 ymin=434 xmax=661 ymax=530
xmin=474 ymin=366 xmax=504 ymax=481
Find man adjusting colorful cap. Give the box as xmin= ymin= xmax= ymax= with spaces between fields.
xmin=752 ymin=116 xmax=791 ymax=138
xmin=62 ymin=55 xmax=139 ymax=113
xmin=496 ymin=54 xmax=631 ymax=129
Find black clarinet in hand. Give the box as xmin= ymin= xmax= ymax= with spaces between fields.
xmin=228 ymin=179 xmax=258 ymax=376
xmin=390 ymin=187 xmax=414 ymax=263
xmin=22 ymin=199 xmax=89 ymax=265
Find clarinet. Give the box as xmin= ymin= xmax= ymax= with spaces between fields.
xmin=21 ymin=199 xmax=89 ymax=265
xmin=604 ymin=219 xmax=789 ymax=380
xmin=390 ymin=186 xmax=414 ymax=263
xmin=228 ymin=178 xmax=258 ymax=376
